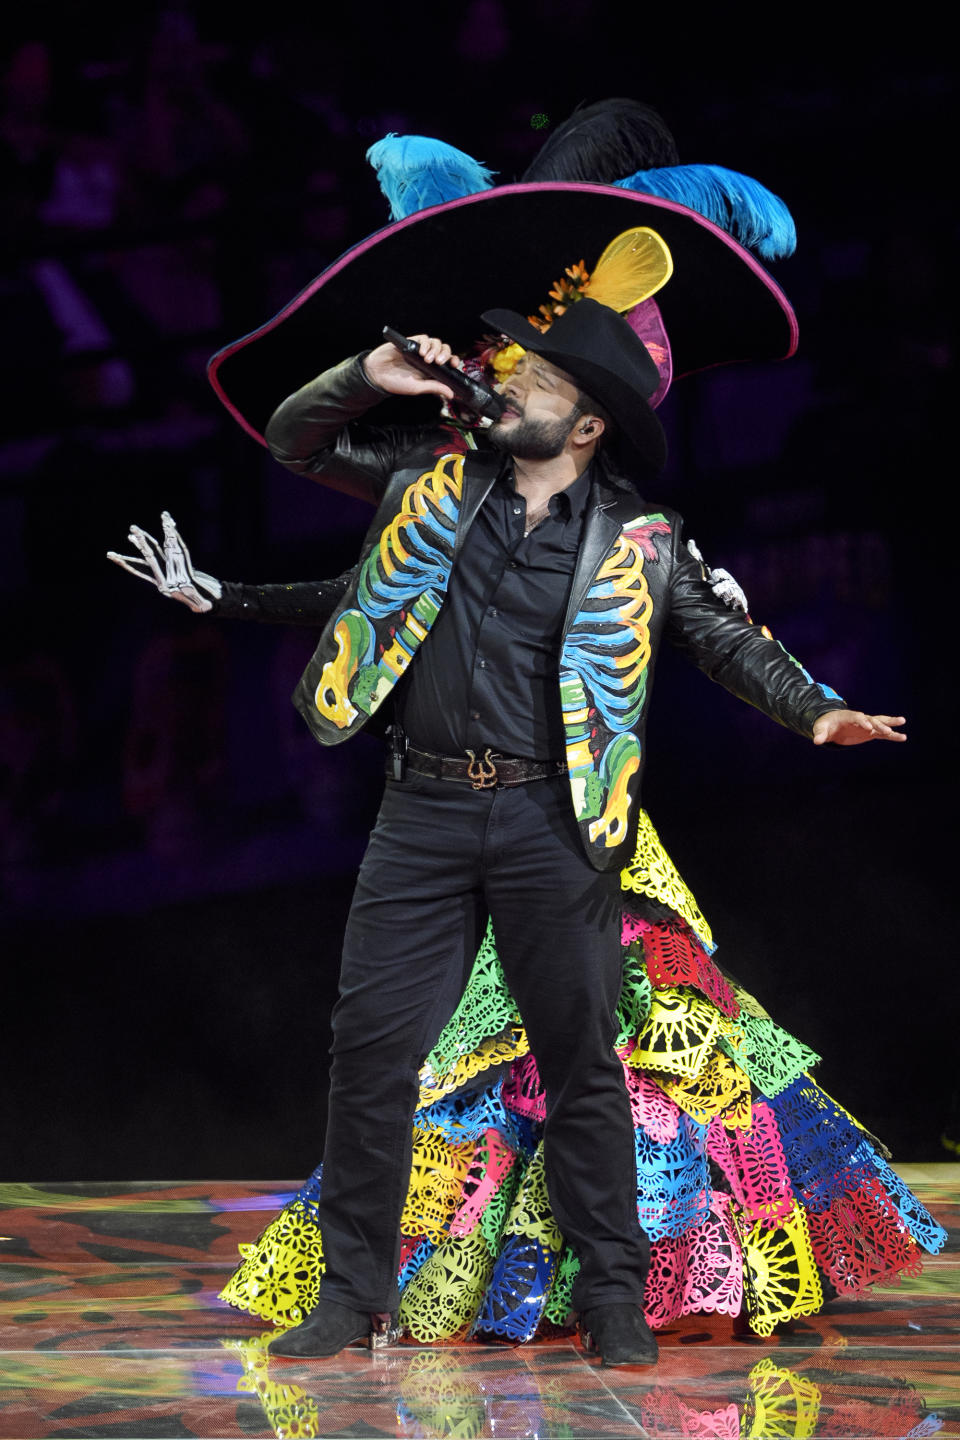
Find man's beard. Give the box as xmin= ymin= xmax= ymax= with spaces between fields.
xmin=487 ymin=407 xmax=580 ymax=461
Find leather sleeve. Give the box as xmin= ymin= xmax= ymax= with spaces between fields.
xmin=665 ymin=522 xmax=843 ymax=738
xmin=264 ymin=354 xmax=441 ymax=505
xmin=214 ymin=570 xmax=356 ymax=627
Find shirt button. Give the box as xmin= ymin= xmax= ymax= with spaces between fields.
xmin=478 ymin=658 xmax=487 ymax=669
xmin=489 ymin=607 xmax=498 ymax=617
xmin=508 ymin=560 xmax=518 ymax=569
xmin=470 ymin=710 xmax=481 ymax=720
xmin=513 ymin=506 xmax=522 ymax=515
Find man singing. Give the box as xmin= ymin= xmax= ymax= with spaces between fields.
xmin=173 ymin=300 xmax=899 ymax=1364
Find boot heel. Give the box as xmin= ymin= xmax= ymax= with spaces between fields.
xmin=365 ymin=1312 xmax=400 ymax=1349
xmin=577 ymin=1305 xmax=658 ymax=1366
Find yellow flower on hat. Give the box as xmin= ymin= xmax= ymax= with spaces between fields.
xmin=490 ymin=342 xmax=525 ymax=381
xmin=528 ymin=229 xmax=674 ymax=334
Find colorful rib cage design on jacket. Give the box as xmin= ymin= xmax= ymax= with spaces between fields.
xmin=309 ymin=451 xmax=670 ymax=856
xmin=313 ymin=453 xmax=463 ymax=729
xmin=561 ymin=517 xmax=669 ymax=849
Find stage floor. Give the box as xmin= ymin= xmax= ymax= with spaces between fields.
xmin=1 ymin=1167 xmax=957 ymax=1439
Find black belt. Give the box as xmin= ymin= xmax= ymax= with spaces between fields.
xmin=403 ymin=745 xmax=567 ymax=790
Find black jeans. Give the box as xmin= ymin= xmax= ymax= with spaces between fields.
xmin=315 ymin=770 xmax=649 ymax=1313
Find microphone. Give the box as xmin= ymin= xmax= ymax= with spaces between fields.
xmin=383 ymin=327 xmax=506 ymax=422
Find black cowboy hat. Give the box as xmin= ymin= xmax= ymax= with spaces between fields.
xmin=208 ymin=182 xmax=797 ymax=466
xmin=482 ymin=298 xmax=667 ymax=475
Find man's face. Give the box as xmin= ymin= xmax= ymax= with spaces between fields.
xmin=488 ymin=352 xmax=584 ymax=461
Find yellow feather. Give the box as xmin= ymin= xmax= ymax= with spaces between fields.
xmin=584 ymin=227 xmax=674 ymax=313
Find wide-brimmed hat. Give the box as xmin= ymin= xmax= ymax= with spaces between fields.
xmin=482 ymin=298 xmax=667 ymax=475
xmin=208 ymin=182 xmax=797 ymax=456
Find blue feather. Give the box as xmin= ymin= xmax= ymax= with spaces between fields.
xmin=614 ymin=163 xmax=797 ymax=260
xmin=366 ymin=134 xmax=496 ymax=221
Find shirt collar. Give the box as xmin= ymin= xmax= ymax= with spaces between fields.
xmin=558 ymin=464 xmax=593 ymax=523
xmin=498 ymin=460 xmax=594 ymax=523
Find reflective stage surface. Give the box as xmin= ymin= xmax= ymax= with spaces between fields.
xmin=2 ymin=1168 xmax=957 ymax=1439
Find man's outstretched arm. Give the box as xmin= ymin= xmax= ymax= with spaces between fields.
xmin=107 ymin=511 xmax=353 ymax=626
xmin=667 ymin=529 xmax=906 ymax=746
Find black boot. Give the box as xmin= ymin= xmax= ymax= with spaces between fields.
xmin=268 ymin=1297 xmax=398 ymax=1359
xmin=578 ymin=1304 xmax=659 ymax=1367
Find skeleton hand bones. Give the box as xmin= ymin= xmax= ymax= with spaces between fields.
xmin=107 ymin=511 xmax=222 ymax=613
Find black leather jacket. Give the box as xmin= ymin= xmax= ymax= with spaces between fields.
xmin=218 ymin=356 xmax=842 ymax=871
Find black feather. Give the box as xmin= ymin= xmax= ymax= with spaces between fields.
xmin=522 ymin=98 xmax=680 ymax=184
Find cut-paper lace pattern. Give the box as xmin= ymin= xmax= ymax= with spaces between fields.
xmin=707 ymin=1103 xmax=795 ymax=1229
xmin=225 ymin=1333 xmax=321 ymax=1439
xmin=741 ymin=1357 xmax=822 ymax=1439
xmin=663 ymin=1050 xmax=752 ymax=1128
xmin=637 ymin=918 xmax=739 ymax=1016
xmin=449 ymin=1130 xmax=516 ymax=1239
xmin=719 ymin=1013 xmax=820 ymax=1098
xmin=399 ymin=1225 xmax=495 ymax=1341
xmin=623 ymin=1066 xmax=681 ymax=1143
xmin=501 ymin=1053 xmax=546 ymax=1121
xmin=635 ymin=1114 xmax=711 ymax=1241
xmin=219 ymin=812 xmax=950 ymax=1345
xmin=418 ymin=1026 xmax=528 ymax=1106
xmin=772 ymin=1078 xmax=875 ymax=1212
xmin=864 ymin=1147 xmax=949 ymax=1254
xmin=681 ymin=1405 xmax=740 ymax=1440
xmin=806 ymin=1177 xmax=923 ymax=1294
xmin=823 ymin=1395 xmax=943 ymax=1440
xmin=680 ymin=1194 xmax=743 ymax=1317
xmin=401 ymin=1130 xmax=474 ymax=1243
xmin=543 ymin=1245 xmax=580 ymax=1326
xmin=908 ymin=1418 xmax=948 ymax=1438
xmin=614 ymin=943 xmax=653 ymax=1047
xmin=621 ymin=911 xmax=649 ymax=945
xmin=293 ymin=1164 xmax=323 ymax=1212
xmin=473 ymin=1234 xmax=558 ymax=1341
xmin=502 ymin=1110 xmax=542 ymax=1160
xmin=421 ymin=920 xmax=520 ymax=1079
xmin=219 ymin=1200 xmax=325 ymax=1329
xmin=395 ymin=1352 xmax=489 ymax=1436
xmin=398 ymin=1236 xmax=435 ymax=1289
xmin=737 ymin=1201 xmax=824 ymax=1336
xmin=630 ymin=987 xmax=720 ymax=1077
xmin=641 ymin=1392 xmax=740 ymax=1440
xmin=479 ymin=1157 xmax=521 ymax=1255
xmin=700 ymin=1404 xmax=746 ymax=1440
xmin=644 ymin=1192 xmax=743 ymax=1329
xmin=620 ymin=808 xmax=714 ymax=951
xmin=416 ymin=1082 xmax=513 ymax=1145
xmin=502 ymin=1146 xmax=564 ymax=1251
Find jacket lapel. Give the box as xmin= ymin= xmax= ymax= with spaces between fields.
xmin=561 ymin=479 xmax=641 ymax=640
xmin=453 ymin=450 xmax=501 ymax=562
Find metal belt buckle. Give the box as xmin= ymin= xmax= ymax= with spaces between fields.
xmin=465 ymin=747 xmax=499 ymax=790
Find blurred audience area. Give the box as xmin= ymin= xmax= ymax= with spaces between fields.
xmin=2 ymin=4 xmax=955 ymax=1170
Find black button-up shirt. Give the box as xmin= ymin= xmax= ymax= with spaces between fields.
xmin=398 ymin=462 xmax=593 ymax=759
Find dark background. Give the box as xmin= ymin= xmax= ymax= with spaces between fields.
xmin=2 ymin=5 xmax=955 ymax=1180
